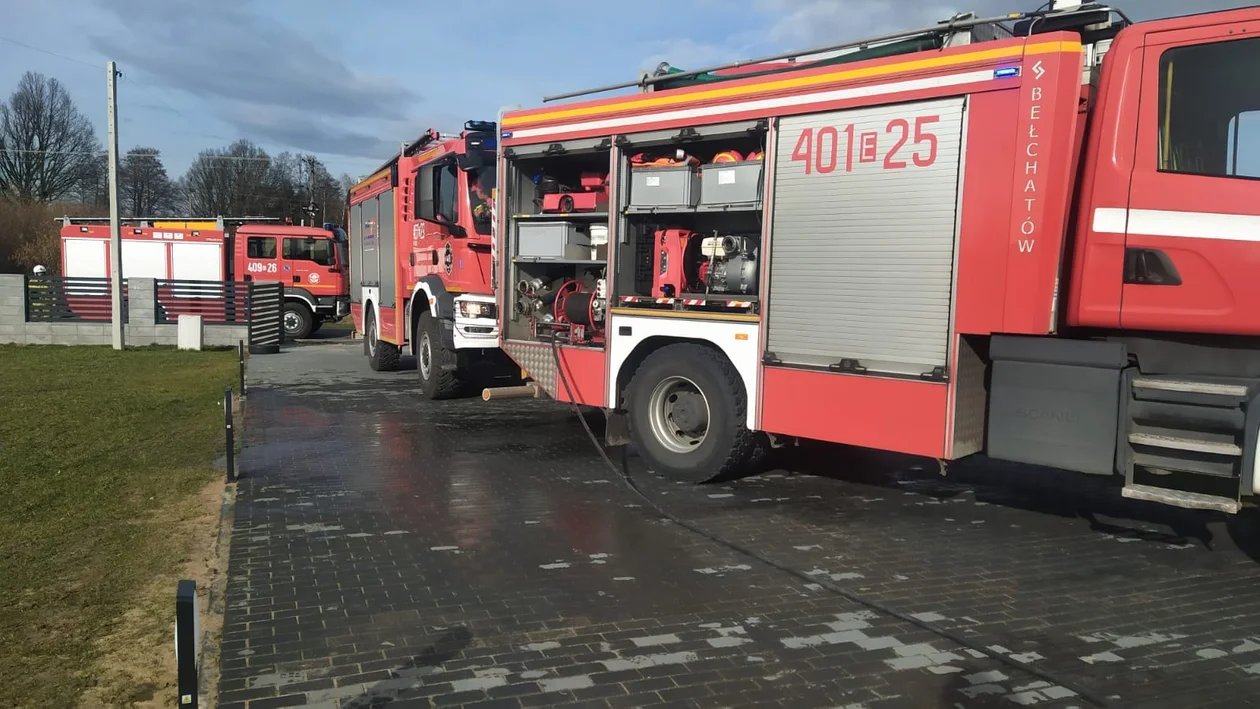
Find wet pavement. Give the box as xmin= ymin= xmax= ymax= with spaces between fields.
xmin=218 ymin=341 xmax=1260 ymax=709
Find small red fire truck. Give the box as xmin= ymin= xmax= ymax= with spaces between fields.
xmin=348 ymin=122 xmax=517 ymax=398
xmin=492 ymin=2 xmax=1260 ymax=514
xmin=58 ymin=216 xmax=349 ymax=338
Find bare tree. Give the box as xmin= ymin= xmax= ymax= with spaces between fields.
xmin=182 ymin=139 xmax=271 ymax=216
xmin=68 ymin=152 xmax=110 ymax=208
xmin=180 ymin=142 xmax=349 ymax=224
xmin=120 ymin=147 xmax=177 ymax=216
xmin=0 ymin=71 xmax=101 ymax=203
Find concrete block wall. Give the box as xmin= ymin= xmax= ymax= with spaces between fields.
xmin=0 ymin=275 xmax=248 ymax=348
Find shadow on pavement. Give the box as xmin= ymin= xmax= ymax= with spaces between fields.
xmin=751 ymin=438 xmax=1260 ymax=560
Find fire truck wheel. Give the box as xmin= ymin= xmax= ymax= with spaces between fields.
xmin=627 ymin=343 xmax=756 ymax=483
xmin=366 ymin=310 xmax=400 ymax=372
xmin=416 ymin=311 xmax=461 ymax=399
xmin=283 ymin=302 xmax=313 ymax=340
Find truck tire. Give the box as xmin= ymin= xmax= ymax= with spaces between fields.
xmin=366 ymin=310 xmax=400 ymax=372
xmin=415 ymin=311 xmax=461 ymax=399
xmin=626 ymin=343 xmax=756 ymax=483
xmin=283 ymin=302 xmax=313 ymax=339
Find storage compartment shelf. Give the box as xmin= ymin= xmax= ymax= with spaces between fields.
xmin=513 ymin=212 xmax=610 ymax=221
xmin=513 ymin=257 xmax=608 ymax=265
xmin=625 ymin=204 xmax=761 ymax=215
xmin=618 ymin=294 xmax=759 ymax=310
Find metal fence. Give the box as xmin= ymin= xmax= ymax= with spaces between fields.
xmin=155 ymin=280 xmax=249 ymax=325
xmin=247 ymin=281 xmax=283 ymax=354
xmin=25 ymin=277 xmax=128 ymax=322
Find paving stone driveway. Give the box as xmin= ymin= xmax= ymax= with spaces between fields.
xmin=218 ymin=341 xmax=1260 ymax=709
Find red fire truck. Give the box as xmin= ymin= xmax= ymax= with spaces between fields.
xmin=58 ymin=216 xmax=349 ymax=338
xmin=347 ymin=122 xmax=517 ymax=398
xmin=492 ymin=2 xmax=1260 ymax=514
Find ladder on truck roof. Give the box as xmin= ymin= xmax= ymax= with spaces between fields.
xmin=542 ymin=1 xmax=1131 ymax=102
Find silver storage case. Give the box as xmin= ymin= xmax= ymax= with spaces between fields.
xmin=516 ymin=221 xmax=591 ymax=260
xmin=628 ymin=165 xmax=700 ymax=209
xmin=698 ymin=160 xmax=764 ymax=209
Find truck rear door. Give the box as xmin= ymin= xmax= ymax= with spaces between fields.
xmin=1119 ymin=20 xmax=1260 ymax=335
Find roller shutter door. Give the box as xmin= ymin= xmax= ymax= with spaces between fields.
xmin=765 ymin=96 xmax=966 ymax=378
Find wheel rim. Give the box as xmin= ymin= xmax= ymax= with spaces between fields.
xmin=419 ymin=331 xmax=432 ymax=380
xmin=647 ymin=375 xmax=710 ymax=454
xmin=283 ymin=311 xmax=301 ymax=334
xmin=367 ymin=319 xmax=377 ymax=356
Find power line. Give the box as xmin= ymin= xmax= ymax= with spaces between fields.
xmin=0 ymin=33 xmax=99 ymax=69
xmin=0 ymin=147 xmax=280 ymax=162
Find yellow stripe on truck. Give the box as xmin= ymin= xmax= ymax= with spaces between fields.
xmin=503 ymin=40 xmax=1080 ymax=127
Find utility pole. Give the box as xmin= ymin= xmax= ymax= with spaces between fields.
xmin=106 ymin=61 xmax=125 ymax=350
xmin=305 ymin=155 xmax=317 ymax=226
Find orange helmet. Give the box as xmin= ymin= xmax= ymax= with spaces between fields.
xmin=712 ymin=150 xmax=743 ymax=163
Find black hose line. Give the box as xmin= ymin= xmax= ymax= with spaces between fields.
xmin=547 ymin=337 xmax=1108 ymax=707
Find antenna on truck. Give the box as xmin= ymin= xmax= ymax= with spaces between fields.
xmin=541 ymin=3 xmax=1130 ymax=102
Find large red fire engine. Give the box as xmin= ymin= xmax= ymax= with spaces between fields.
xmin=348 ymin=122 xmax=517 ymax=398
xmin=58 ymin=216 xmax=349 ymax=338
xmin=492 ymin=2 xmax=1260 ymax=514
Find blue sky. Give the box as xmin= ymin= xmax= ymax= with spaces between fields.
xmin=1 ymin=0 xmax=1251 ymax=181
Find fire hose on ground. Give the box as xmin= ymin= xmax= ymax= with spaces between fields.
xmin=546 ymin=337 xmax=1109 ymax=707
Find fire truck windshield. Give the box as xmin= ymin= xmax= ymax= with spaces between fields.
xmin=468 ymin=163 xmax=496 ymax=236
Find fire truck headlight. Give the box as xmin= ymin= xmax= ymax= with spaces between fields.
xmin=457 ymin=300 xmax=496 ymax=320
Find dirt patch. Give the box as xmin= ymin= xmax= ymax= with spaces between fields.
xmin=78 ymin=477 xmax=235 ymax=709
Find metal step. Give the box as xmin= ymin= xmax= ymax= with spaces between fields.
xmin=1128 ymin=432 xmax=1242 ymax=457
xmin=1122 ymin=483 xmax=1240 ymax=514
xmin=1132 ymin=378 xmax=1249 ymax=397
xmin=1132 ymin=451 xmax=1238 ymax=478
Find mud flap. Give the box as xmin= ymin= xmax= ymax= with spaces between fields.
xmin=604 ymin=409 xmax=631 ymax=447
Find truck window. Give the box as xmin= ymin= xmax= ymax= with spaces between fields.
xmin=283 ymin=237 xmax=336 ymax=266
xmin=247 ymin=236 xmax=276 ymax=259
xmin=1227 ymin=111 xmax=1260 ymax=178
xmin=468 ymin=166 xmax=495 ymax=236
xmin=1158 ymin=36 xmax=1260 ymax=179
xmin=436 ymin=163 xmax=458 ymax=222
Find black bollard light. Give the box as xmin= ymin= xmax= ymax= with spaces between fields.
xmin=175 ymin=579 xmax=199 ymax=707
xmin=238 ymin=340 xmax=246 ymax=397
xmin=224 ymin=387 xmax=235 ymax=483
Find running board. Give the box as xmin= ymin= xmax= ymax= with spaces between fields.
xmin=1121 ymin=484 xmax=1240 ymax=514
xmin=1132 ymin=379 xmax=1250 ymax=397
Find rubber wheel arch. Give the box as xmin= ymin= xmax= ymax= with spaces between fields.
xmin=625 ymin=343 xmax=757 ymax=483
xmin=366 ymin=309 xmax=400 ymax=372
xmin=416 ymin=310 xmax=461 ymax=399
xmin=283 ymin=301 xmax=313 ymax=339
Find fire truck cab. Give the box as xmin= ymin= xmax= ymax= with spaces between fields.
xmin=349 ymin=121 xmax=516 ymax=399
xmin=494 ymin=2 xmax=1260 ymax=515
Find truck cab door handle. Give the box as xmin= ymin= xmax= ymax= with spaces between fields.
xmin=293 ymin=275 xmax=301 ymax=283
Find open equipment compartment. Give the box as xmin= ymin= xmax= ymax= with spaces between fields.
xmin=502 ymin=137 xmax=613 ymax=347
xmin=613 ymin=119 xmax=768 ymax=314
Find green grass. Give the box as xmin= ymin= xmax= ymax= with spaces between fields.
xmin=0 ymin=345 xmax=237 ymax=708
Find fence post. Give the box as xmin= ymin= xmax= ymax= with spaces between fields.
xmin=224 ymin=387 xmax=235 ymax=483
xmin=175 ymin=579 xmax=199 ymax=707
xmin=238 ymin=340 xmax=246 ymax=397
